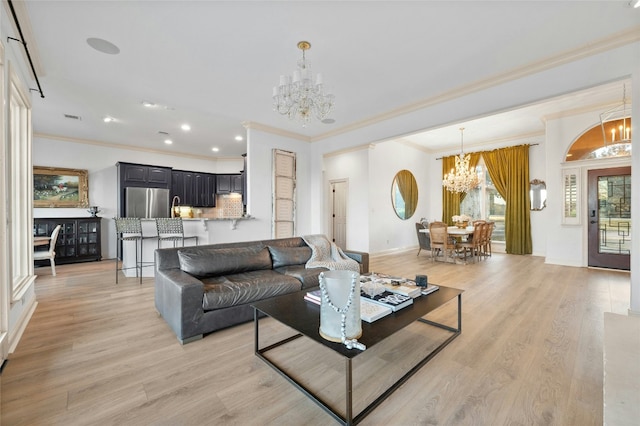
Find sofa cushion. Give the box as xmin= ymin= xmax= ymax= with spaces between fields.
xmin=274 ymin=265 xmax=328 ymax=289
xmin=268 ymin=245 xmax=312 ymax=269
xmin=178 ymin=246 xmax=272 ymax=278
xmin=201 ymin=270 xmax=302 ymax=310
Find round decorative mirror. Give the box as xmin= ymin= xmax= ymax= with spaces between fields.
xmin=391 ymin=170 xmax=418 ymax=220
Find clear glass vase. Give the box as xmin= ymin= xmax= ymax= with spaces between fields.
xmin=319 ymin=270 xmax=362 ymax=342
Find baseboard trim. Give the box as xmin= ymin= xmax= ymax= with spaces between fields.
xmin=9 ymin=299 xmax=38 ymax=354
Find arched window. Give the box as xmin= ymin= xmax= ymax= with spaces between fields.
xmin=565 ymin=119 xmax=631 ymax=161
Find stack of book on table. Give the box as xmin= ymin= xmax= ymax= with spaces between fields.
xmin=304 ymin=289 xmax=394 ymax=323
xmin=359 ymin=290 xmax=413 ymax=312
xmin=360 ymin=273 xmax=421 ymax=298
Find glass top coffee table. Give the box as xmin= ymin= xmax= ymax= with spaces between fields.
xmin=252 ymin=284 xmax=463 ymax=425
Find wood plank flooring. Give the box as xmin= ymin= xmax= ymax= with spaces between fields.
xmin=0 ymin=251 xmax=631 ymax=425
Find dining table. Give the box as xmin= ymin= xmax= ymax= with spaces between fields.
xmin=419 ymin=226 xmax=474 ymax=237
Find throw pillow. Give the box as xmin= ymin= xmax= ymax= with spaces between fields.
xmin=268 ymin=246 xmax=312 ymax=269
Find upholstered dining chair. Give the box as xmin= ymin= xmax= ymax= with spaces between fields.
xmin=33 ymin=224 xmax=62 ymax=276
xmin=415 ymin=222 xmax=431 ymax=256
xmin=155 ymin=218 xmax=198 ymax=248
xmin=429 ymin=221 xmax=456 ymax=262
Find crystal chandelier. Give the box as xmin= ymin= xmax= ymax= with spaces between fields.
xmin=442 ymin=128 xmax=479 ymax=193
xmin=600 ymin=83 xmax=632 ymax=145
xmin=272 ymin=41 xmax=335 ymax=126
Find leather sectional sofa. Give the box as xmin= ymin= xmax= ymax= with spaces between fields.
xmin=154 ymin=236 xmax=369 ymax=344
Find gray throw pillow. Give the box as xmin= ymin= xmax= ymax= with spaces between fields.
xmin=268 ymin=246 xmax=312 ymax=269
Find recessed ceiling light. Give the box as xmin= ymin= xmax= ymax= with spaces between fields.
xmin=211 ymin=147 xmax=219 ymax=152
xmin=86 ymin=37 xmax=120 ymax=55
xmin=181 ymin=124 xmax=191 ymax=131
xmin=235 ymin=135 xmax=243 ymax=141
xmin=103 ymin=116 xmax=114 ymax=123
xmin=142 ymin=101 xmax=156 ymax=107
xmin=164 ymin=139 xmax=173 ymax=145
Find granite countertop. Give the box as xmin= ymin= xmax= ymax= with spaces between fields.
xmin=140 ymin=216 xmax=253 ymax=221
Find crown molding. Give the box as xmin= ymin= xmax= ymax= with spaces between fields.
xmin=310 ymin=26 xmax=640 ymax=143
xmin=34 ymin=133 xmax=243 ymax=161
xmin=322 ymin=143 xmax=371 ymax=159
xmin=242 ymin=121 xmax=311 ymax=142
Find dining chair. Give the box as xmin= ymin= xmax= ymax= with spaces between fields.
xmin=429 ymin=221 xmax=456 ymax=262
xmin=155 ymin=218 xmax=198 ymax=248
xmin=484 ymin=221 xmax=495 ymax=257
xmin=33 ymin=225 xmax=62 ymax=276
xmin=114 ymin=217 xmax=155 ymax=284
xmin=415 ymin=222 xmax=431 ymax=256
xmin=457 ymin=222 xmax=484 ymax=263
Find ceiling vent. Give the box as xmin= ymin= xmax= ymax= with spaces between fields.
xmin=158 ymin=131 xmax=169 ymax=135
xmin=63 ymin=114 xmax=82 ymax=120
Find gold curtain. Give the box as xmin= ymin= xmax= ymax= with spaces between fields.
xmin=442 ymin=152 xmax=481 ymax=225
xmin=482 ymin=145 xmax=532 ymax=254
xmin=395 ymin=170 xmax=418 ymax=217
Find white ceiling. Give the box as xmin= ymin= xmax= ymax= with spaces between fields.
xmin=14 ymin=1 xmax=640 ymax=158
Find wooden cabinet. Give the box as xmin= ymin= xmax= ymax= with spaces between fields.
xmin=34 ymin=217 xmax=102 ymax=265
xmin=117 ymin=162 xmax=171 ymax=188
xmin=216 ymin=174 xmax=243 ymax=195
xmin=172 ymin=170 xmax=216 ymax=207
xmin=194 ymin=173 xmax=216 ymax=207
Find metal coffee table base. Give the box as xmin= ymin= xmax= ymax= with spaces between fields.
xmin=253 ymin=294 xmax=462 ymax=425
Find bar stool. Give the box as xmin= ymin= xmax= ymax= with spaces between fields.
xmin=114 ymin=217 xmax=155 ymax=284
xmin=155 ymin=217 xmax=198 ymax=248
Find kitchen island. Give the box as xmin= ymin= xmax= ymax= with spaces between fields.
xmin=120 ymin=216 xmax=255 ymax=278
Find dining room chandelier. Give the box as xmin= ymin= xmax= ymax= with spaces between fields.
xmin=272 ymin=41 xmax=335 ymax=126
xmin=442 ymin=128 xmax=479 ymax=193
xmin=600 ymin=83 xmax=632 ymax=146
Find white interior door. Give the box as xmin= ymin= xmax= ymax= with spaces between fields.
xmin=331 ymin=180 xmax=347 ymax=249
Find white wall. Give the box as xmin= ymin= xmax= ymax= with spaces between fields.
xmin=33 ymin=136 xmax=244 ymax=258
xmin=245 ymin=128 xmax=313 ymax=239
xmin=368 ymin=141 xmax=431 ymax=254
xmin=323 ymin=146 xmax=370 ymax=252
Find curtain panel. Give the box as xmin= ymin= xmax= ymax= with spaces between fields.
xmin=482 ymin=145 xmax=532 ymax=255
xmin=442 ymin=152 xmax=481 ymax=225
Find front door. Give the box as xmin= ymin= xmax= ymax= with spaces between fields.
xmin=587 ymin=167 xmax=631 ymax=270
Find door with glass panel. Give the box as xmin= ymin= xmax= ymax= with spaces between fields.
xmin=587 ymin=167 xmax=630 ymax=270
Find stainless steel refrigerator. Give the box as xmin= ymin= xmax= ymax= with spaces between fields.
xmin=125 ymin=187 xmax=170 ymax=218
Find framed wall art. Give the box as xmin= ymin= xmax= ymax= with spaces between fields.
xmin=33 ymin=166 xmax=89 ymax=208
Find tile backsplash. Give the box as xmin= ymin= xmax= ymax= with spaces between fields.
xmin=199 ymin=194 xmax=244 ymax=218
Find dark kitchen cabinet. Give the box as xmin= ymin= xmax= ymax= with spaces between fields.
xmin=194 ymin=173 xmax=216 ymax=207
xmin=34 ymin=217 xmax=102 ymax=265
xmin=117 ymin=162 xmax=171 ymax=188
xmin=216 ymin=174 xmax=243 ymax=195
xmin=171 ymin=170 xmax=184 ymax=203
xmin=172 ymin=170 xmax=216 ymax=207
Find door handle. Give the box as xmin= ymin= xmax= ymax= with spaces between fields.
xmin=590 ymin=220 xmax=597 ymax=224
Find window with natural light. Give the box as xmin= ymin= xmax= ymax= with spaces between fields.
xmin=460 ymin=159 xmax=506 ymax=242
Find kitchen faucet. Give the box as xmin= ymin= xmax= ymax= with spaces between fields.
xmin=171 ymin=196 xmax=180 ymax=218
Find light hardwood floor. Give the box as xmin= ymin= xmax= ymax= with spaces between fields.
xmin=0 ymin=251 xmax=631 ymax=425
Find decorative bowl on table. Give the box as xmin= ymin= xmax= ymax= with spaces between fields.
xmin=455 ymin=221 xmax=469 ymax=229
